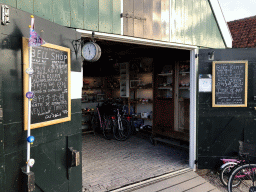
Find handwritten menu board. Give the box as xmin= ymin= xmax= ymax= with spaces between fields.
xmin=212 ymin=61 xmax=248 ymax=107
xmin=23 ymin=38 xmax=71 ymax=129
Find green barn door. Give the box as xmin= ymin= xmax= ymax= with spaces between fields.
xmin=0 ymin=4 xmax=82 ymax=191
xmin=197 ymin=48 xmax=256 ymax=169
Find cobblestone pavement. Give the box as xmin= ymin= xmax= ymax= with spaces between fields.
xmin=196 ymin=169 xmax=228 ymax=192
xmin=82 ymin=133 xmax=189 ymax=192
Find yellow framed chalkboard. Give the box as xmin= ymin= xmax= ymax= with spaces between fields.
xmin=212 ymin=61 xmax=248 ymax=107
xmin=23 ymin=37 xmax=71 ymax=130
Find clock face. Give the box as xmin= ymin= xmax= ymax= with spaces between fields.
xmin=82 ymin=42 xmax=101 ymax=62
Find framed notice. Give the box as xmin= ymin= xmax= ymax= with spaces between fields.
xmin=212 ymin=61 xmax=248 ymax=107
xmin=23 ymin=37 xmax=71 ymax=130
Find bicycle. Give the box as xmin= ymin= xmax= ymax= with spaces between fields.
xmin=227 ymin=142 xmax=256 ymax=192
xmin=219 ymin=141 xmax=247 ymax=187
xmin=91 ymin=99 xmax=132 ymax=141
xmin=219 ymin=156 xmax=246 ymax=187
xmin=91 ymin=102 xmax=116 ymax=140
xmin=97 ymin=107 xmax=116 ymax=140
xmin=112 ymin=108 xmax=132 ymax=141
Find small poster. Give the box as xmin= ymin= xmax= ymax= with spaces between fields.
xmin=199 ymin=74 xmax=212 ymax=92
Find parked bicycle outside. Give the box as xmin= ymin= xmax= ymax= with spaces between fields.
xmin=226 ymin=141 xmax=256 ymax=192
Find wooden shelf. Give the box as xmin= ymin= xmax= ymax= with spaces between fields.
xmin=179 ymin=87 xmax=190 ymax=90
xmin=158 ymin=73 xmax=173 ymax=76
xmin=130 ymin=86 xmax=153 ymax=89
xmin=141 ymin=118 xmax=152 ymax=121
xmin=130 ymin=100 xmax=152 ymax=103
xmin=82 ymin=87 xmax=102 ymax=90
xmin=82 ymin=111 xmax=95 ymax=114
xmin=158 ymin=86 xmax=173 ymax=90
xmin=179 ymin=72 xmax=190 ymax=74
xmin=156 ymin=97 xmax=173 ymax=100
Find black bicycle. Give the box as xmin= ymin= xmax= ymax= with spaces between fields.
xmin=112 ymin=108 xmax=131 ymax=141
xmin=91 ymin=99 xmax=132 ymax=141
xmin=227 ymin=142 xmax=256 ymax=192
xmin=91 ymin=102 xmax=115 ymax=140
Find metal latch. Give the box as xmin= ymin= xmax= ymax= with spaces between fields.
xmin=1 ymin=5 xmax=10 ymax=25
xmin=68 ymin=147 xmax=80 ymax=167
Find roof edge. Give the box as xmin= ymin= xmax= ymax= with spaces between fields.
xmin=208 ymin=0 xmax=233 ymax=48
xmin=228 ymin=15 xmax=256 ymax=23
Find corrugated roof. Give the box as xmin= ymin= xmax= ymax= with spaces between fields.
xmin=228 ymin=16 xmax=256 ymax=48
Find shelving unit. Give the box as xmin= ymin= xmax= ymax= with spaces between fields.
xmin=130 ymin=72 xmax=153 ymax=127
xmin=120 ymin=63 xmax=129 ymax=97
xmin=156 ymin=72 xmax=173 ymax=99
xmin=153 ymin=61 xmax=190 ymax=142
xmin=177 ymin=67 xmax=190 ymax=133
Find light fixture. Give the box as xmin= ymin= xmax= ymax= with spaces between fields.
xmin=72 ymin=38 xmax=81 ymax=59
xmin=208 ymin=51 xmax=215 ymax=60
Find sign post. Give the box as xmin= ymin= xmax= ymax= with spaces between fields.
xmin=26 ymin=15 xmax=46 ymax=173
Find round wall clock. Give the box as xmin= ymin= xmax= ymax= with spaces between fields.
xmin=82 ymin=42 xmax=101 ymax=62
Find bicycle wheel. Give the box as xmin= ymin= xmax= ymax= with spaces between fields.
xmin=113 ymin=118 xmax=131 ymax=141
xmin=102 ymin=117 xmax=114 ymax=140
xmin=91 ymin=113 xmax=100 ymax=134
xmin=228 ymin=164 xmax=256 ymax=192
xmin=219 ymin=162 xmax=239 ymax=187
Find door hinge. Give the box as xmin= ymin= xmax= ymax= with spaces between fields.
xmin=1 ymin=5 xmax=10 ymax=25
xmin=120 ymin=13 xmax=146 ymax=21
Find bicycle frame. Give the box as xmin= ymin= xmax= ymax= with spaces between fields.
xmin=97 ymin=107 xmax=103 ymax=128
xmin=220 ymin=159 xmax=243 ymax=169
xmin=234 ymin=167 xmax=256 ymax=178
xmin=116 ymin=109 xmax=123 ymax=131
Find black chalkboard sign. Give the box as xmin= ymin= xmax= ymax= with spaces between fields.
xmin=212 ymin=61 xmax=248 ymax=107
xmin=23 ymin=38 xmax=71 ymax=129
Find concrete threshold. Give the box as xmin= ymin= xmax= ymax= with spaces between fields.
xmin=110 ymin=168 xmax=192 ymax=192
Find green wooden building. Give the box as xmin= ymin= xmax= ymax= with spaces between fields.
xmin=0 ymin=0 xmax=236 ymax=191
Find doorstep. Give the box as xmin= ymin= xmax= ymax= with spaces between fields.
xmin=111 ymin=168 xmax=221 ymax=192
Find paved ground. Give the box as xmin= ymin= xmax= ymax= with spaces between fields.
xmin=82 ymin=132 xmax=189 ymax=192
xmin=112 ymin=168 xmax=222 ymax=192
xmin=196 ymin=170 xmax=228 ymax=192
xmin=82 ymin=132 xmax=228 ymax=192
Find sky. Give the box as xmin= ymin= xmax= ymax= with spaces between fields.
xmin=218 ymin=0 xmax=256 ymax=22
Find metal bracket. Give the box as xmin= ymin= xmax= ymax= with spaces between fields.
xmin=72 ymin=39 xmax=81 ymax=59
xmin=21 ymin=166 xmax=35 ymax=192
xmin=208 ymin=51 xmax=215 ymax=60
xmin=1 ymin=5 xmax=10 ymax=25
xmin=120 ymin=13 xmax=146 ymax=21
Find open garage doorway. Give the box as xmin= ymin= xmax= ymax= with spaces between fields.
xmin=81 ymin=39 xmax=193 ymax=191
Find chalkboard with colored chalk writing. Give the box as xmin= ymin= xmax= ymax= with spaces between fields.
xmin=23 ymin=37 xmax=71 ymax=130
xmin=212 ymin=61 xmax=248 ymax=107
